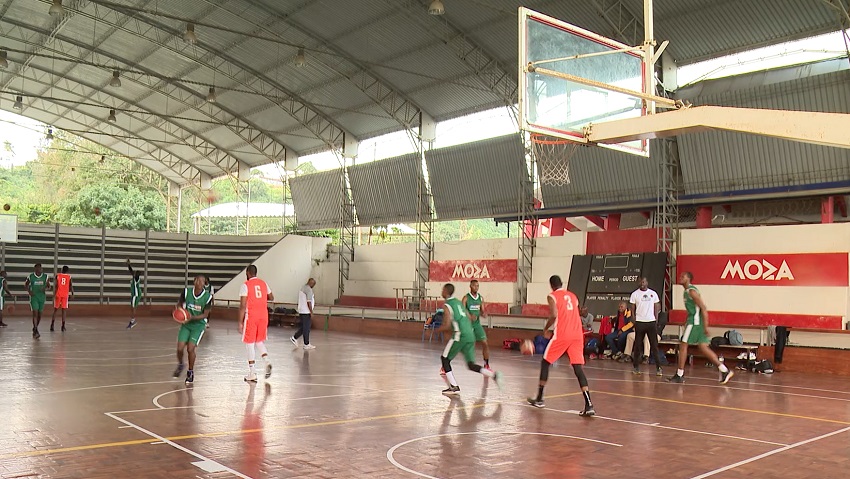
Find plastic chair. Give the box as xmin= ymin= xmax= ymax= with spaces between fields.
xmin=422 ymin=310 xmax=444 ymax=343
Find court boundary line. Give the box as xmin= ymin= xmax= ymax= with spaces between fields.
xmin=386 ymin=431 xmax=622 ymax=479
xmin=593 ymin=390 xmax=850 ymax=425
xmin=104 ymin=412 xmax=254 ymax=479
xmin=690 ymin=425 xmax=850 ymax=478
xmin=534 ymin=405 xmax=789 ymax=446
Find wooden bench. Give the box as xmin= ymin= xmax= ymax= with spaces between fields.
xmin=659 ymin=339 xmax=759 ymax=363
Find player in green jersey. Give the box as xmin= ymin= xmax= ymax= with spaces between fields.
xmin=462 ymin=280 xmax=491 ymax=369
xmin=173 ymin=275 xmax=213 ymax=384
xmin=438 ymin=283 xmax=503 ymax=395
xmin=667 ymin=271 xmax=733 ymax=385
xmin=0 ymin=270 xmax=13 ymax=328
xmin=126 ymin=259 xmax=143 ymax=329
xmin=25 ymin=263 xmax=51 ymax=339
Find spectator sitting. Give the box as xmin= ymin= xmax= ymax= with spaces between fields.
xmin=603 ymin=302 xmax=633 ymax=360
xmin=424 ymin=309 xmax=443 ymax=328
xmin=579 ymin=305 xmax=601 ymax=359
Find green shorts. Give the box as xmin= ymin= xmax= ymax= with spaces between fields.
xmin=443 ymin=339 xmax=475 ymax=364
xmin=178 ymin=319 xmax=207 ymax=345
xmin=681 ymin=323 xmax=709 ymax=345
xmin=471 ymin=319 xmax=487 ymax=342
xmin=30 ymin=295 xmax=46 ymax=312
xmin=131 ymin=295 xmax=140 ymax=308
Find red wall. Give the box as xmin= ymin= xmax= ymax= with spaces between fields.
xmin=586 ymin=228 xmax=659 ymax=255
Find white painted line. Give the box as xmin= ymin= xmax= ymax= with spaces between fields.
xmin=105 ymin=412 xmax=254 ymax=479
xmin=39 ymin=380 xmax=183 ymax=396
xmin=388 ymin=431 xmax=621 ymax=479
xmin=690 ymin=426 xmax=850 ymax=478
xmin=538 ymin=406 xmax=788 ymax=446
xmin=118 ymin=425 xmax=134 ymax=429
xmin=192 ymin=460 xmax=229 ymax=473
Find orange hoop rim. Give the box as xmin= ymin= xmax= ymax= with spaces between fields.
xmin=530 ymin=133 xmax=576 ymax=145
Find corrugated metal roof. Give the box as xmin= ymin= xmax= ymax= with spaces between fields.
xmin=426 ymin=134 xmax=527 ymax=220
xmin=677 ymin=67 xmax=850 ymax=196
xmin=290 ymin=169 xmax=346 ymax=230
xmin=348 ymin=154 xmax=425 ymax=226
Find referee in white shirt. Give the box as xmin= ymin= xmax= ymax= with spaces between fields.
xmin=291 ymin=278 xmax=316 ymax=350
xmin=629 ymin=277 xmax=662 ymax=376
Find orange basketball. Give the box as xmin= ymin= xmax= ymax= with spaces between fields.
xmin=172 ymin=307 xmax=190 ymax=323
xmin=520 ymin=339 xmax=535 ymax=355
xmin=2 ymin=204 xmax=9 ymax=211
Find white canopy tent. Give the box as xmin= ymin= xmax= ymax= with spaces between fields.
xmin=191 ymin=202 xmax=295 ymax=235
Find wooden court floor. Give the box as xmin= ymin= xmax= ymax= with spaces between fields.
xmin=1 ymin=316 xmax=849 ymax=478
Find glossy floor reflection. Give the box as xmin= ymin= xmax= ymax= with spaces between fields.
xmin=1 ymin=316 xmax=849 ymax=478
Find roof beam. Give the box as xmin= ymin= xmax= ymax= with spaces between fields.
xmin=592 ymin=0 xmax=645 ymax=48
xmin=6 ymin=98 xmax=202 ymax=184
xmin=4 ymin=56 xmax=224 ymax=180
xmin=395 ymin=0 xmax=517 ymax=107
xmin=89 ymin=0 xmax=351 ymax=150
xmin=1 ymin=9 xmax=288 ymax=169
xmin=202 ymin=0 xmax=427 ymax=130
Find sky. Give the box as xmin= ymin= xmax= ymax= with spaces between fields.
xmin=1 ymin=28 xmax=847 ymax=174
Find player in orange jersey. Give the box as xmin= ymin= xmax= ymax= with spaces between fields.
xmin=50 ymin=266 xmax=74 ymax=332
xmin=238 ymin=264 xmax=275 ymax=382
xmin=527 ymin=275 xmax=595 ymax=416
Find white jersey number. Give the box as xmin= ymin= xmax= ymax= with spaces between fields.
xmin=254 ymin=285 xmax=263 ymax=299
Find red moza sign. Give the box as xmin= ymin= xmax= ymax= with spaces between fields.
xmin=429 ymin=259 xmax=518 ymax=282
xmin=677 ymin=253 xmax=848 ymax=287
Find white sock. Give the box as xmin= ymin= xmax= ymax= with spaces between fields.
xmin=257 ymin=341 xmax=268 ymax=357
xmin=248 ymin=363 xmax=255 ymax=372
xmin=262 ymin=354 xmax=270 ymax=364
xmin=445 ymin=371 xmax=458 ymax=387
xmin=480 ymin=368 xmax=495 ymax=378
xmin=677 ymin=369 xmax=685 ymax=377
xmin=719 ymin=364 xmax=729 ymax=373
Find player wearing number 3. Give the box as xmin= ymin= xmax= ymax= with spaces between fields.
xmin=527 ymin=275 xmax=595 ymax=416
xmin=239 ymin=264 xmax=274 ymax=382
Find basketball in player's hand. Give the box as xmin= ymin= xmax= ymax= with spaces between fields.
xmin=172 ymin=307 xmax=190 ymax=323
xmin=520 ymin=339 xmax=535 ymax=355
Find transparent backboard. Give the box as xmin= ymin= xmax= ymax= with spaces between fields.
xmin=519 ymin=7 xmax=648 ymax=156
xmin=0 ymin=214 xmax=17 ymax=243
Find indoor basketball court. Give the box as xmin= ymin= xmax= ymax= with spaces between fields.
xmin=1 ymin=317 xmax=849 ymax=478
xmin=2 ymin=0 xmax=850 ymax=477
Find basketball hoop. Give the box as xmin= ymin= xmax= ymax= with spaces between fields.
xmin=531 ymin=133 xmax=578 ymax=186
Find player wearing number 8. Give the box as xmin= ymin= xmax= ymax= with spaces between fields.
xmin=239 ymin=264 xmax=275 ymax=382
xmin=51 ymin=266 xmax=74 ymax=332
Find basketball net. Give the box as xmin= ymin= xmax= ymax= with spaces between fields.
xmin=531 ymin=133 xmax=578 ymax=186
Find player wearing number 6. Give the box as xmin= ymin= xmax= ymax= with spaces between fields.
xmin=527 ymin=275 xmax=595 ymax=416
xmin=239 ymin=264 xmax=275 ymax=382
xmin=50 ymin=266 xmax=74 ymax=332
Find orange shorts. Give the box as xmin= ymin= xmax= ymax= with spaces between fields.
xmin=54 ymin=296 xmax=69 ymax=309
xmin=543 ymin=338 xmax=585 ymax=365
xmin=241 ymin=320 xmax=268 ymax=344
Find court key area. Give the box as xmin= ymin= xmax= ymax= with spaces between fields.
xmin=0 ymin=316 xmax=847 ymax=478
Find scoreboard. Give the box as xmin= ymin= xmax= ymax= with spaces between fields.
xmin=568 ymin=252 xmax=667 ymax=320
xmin=587 ymin=254 xmax=644 ymax=294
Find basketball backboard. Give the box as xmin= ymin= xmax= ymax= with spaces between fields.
xmin=0 ymin=214 xmax=17 ymax=243
xmin=519 ymin=7 xmax=649 ymax=156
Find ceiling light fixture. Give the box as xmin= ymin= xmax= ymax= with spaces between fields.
xmin=0 ymin=51 xmax=8 ymax=69
xmin=206 ymin=86 xmax=217 ymax=103
xmin=183 ymin=23 xmax=198 ymax=44
xmin=109 ymin=70 xmax=121 ymax=87
xmin=49 ymin=0 xmax=65 ymax=17
xmin=46 ymin=128 xmax=54 ymax=140
xmin=428 ymin=0 xmax=445 ymax=15
xmin=107 ymin=109 xmax=117 ymax=122
xmin=294 ymin=48 xmax=306 ymax=67
xmin=13 ymin=95 xmax=23 ymax=110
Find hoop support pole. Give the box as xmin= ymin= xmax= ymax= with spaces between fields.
xmin=530 ymin=45 xmax=645 ymax=66
xmin=528 ymin=66 xmax=681 ymax=109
